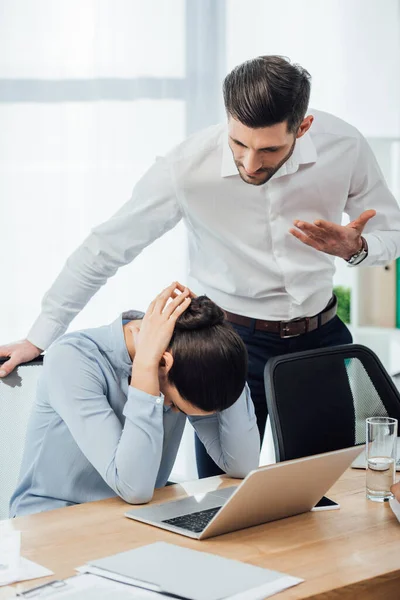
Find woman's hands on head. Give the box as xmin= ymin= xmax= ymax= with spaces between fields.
xmin=129 ymin=282 xmax=194 ymax=396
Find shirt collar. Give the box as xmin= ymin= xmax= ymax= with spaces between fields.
xmin=220 ymin=127 xmax=317 ymax=179
xmin=109 ymin=311 xmax=144 ymax=376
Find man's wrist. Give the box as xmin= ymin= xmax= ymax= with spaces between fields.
xmin=346 ymin=236 xmax=368 ymax=265
xmin=344 ymin=238 xmax=363 ymax=261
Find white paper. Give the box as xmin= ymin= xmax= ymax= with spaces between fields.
xmin=76 ymin=565 xmax=161 ymax=591
xmin=77 ymin=564 xmax=303 ymax=600
xmin=0 ymin=557 xmax=53 ymax=587
xmin=67 ymin=573 xmax=160 ymax=598
xmin=389 ymin=497 xmax=400 ymax=522
xmin=226 ymin=575 xmax=303 ymax=600
xmin=20 ymin=574 xmax=165 ymax=599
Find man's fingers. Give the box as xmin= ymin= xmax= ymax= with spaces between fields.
xmin=293 ymin=221 xmax=326 ymax=242
xmin=349 ymin=209 xmax=376 ymax=231
xmin=312 ymin=219 xmax=343 ymax=234
xmin=0 ymin=346 xmax=11 ymax=358
xmin=0 ymin=354 xmax=21 ymax=377
xmin=0 ymin=341 xmax=41 ymax=377
xmin=289 ymin=228 xmax=322 ymax=250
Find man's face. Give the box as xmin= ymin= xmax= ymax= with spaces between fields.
xmin=227 ymin=117 xmax=297 ymax=186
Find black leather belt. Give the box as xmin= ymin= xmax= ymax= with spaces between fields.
xmin=224 ymin=296 xmax=337 ymax=338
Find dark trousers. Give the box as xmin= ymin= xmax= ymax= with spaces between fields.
xmin=195 ymin=315 xmax=353 ymax=478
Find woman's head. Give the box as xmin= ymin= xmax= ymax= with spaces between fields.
xmin=161 ymin=296 xmax=248 ymax=414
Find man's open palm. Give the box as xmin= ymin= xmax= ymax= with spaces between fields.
xmin=289 ymin=209 xmax=376 ymax=260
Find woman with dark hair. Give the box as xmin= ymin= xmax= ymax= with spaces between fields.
xmin=10 ymin=282 xmax=259 ymax=517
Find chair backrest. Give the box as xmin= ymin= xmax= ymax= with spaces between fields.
xmin=264 ymin=344 xmax=400 ymax=463
xmin=0 ymin=356 xmax=43 ymax=518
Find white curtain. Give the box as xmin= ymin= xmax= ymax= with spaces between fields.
xmin=0 ymin=0 xmax=187 ymax=342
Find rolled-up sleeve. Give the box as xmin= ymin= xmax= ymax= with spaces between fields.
xmin=188 ymin=384 xmax=260 ymax=478
xmin=44 ymin=342 xmax=165 ymax=504
xmin=28 ymin=158 xmax=181 ymax=350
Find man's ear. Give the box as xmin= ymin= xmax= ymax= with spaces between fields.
xmin=159 ymin=351 xmax=174 ymax=377
xmin=296 ymin=115 xmax=314 ymax=139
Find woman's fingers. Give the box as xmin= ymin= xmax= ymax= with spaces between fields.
xmin=152 ymin=282 xmax=180 ymax=314
xmin=168 ymin=296 xmax=191 ymax=322
xmin=163 ymin=288 xmax=191 ymax=319
xmin=148 ymin=282 xmax=196 ymax=316
xmin=145 ymin=296 xmax=158 ymax=315
xmin=174 ymin=281 xmax=197 ymax=298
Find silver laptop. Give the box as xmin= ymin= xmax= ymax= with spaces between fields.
xmin=351 ymin=438 xmax=400 ymax=471
xmin=125 ymin=446 xmax=362 ymax=540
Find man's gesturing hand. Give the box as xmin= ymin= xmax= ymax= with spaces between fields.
xmin=289 ymin=209 xmax=376 ymax=260
xmin=0 ymin=340 xmax=42 ymax=378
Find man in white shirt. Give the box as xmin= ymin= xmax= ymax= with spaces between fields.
xmin=1 ymin=55 xmax=400 ymax=478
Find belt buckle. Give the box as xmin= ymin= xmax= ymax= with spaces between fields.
xmin=279 ymin=317 xmax=309 ymax=339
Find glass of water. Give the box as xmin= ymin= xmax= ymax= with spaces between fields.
xmin=366 ymin=417 xmax=398 ymax=502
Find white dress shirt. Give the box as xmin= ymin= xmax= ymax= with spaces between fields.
xmin=28 ymin=109 xmax=400 ymax=350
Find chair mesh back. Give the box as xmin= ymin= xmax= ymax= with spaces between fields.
xmin=346 ymin=358 xmax=388 ymax=444
xmin=0 ymin=360 xmax=42 ymax=518
xmin=264 ymin=345 xmax=400 ymax=463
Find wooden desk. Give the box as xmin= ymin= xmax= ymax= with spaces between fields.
xmin=2 ymin=468 xmax=400 ymax=599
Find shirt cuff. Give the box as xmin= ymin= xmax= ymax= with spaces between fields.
xmin=347 ymin=233 xmax=383 ymax=267
xmin=27 ymin=315 xmax=67 ymax=351
xmin=123 ymin=386 xmax=164 ymax=420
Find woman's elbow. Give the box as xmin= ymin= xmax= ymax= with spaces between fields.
xmin=116 ymin=483 xmax=155 ymax=505
xmin=224 ymin=447 xmax=260 ymax=479
xmin=225 ymin=435 xmax=260 ymax=478
xmin=225 ymin=460 xmax=258 ymax=480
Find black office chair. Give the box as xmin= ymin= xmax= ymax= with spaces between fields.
xmin=0 ymin=356 xmax=43 ymax=518
xmin=264 ymin=344 xmax=400 ymax=463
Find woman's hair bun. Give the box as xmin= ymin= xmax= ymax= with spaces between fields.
xmin=175 ymin=295 xmax=225 ymax=330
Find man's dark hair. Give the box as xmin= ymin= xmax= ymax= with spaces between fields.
xmin=223 ymin=55 xmax=311 ymax=133
xmin=167 ymin=296 xmax=248 ymax=412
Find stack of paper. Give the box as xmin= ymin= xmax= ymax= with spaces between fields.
xmin=77 ymin=541 xmax=303 ymax=600
xmin=0 ymin=557 xmax=53 ymax=587
xmin=17 ymin=573 xmax=159 ymax=599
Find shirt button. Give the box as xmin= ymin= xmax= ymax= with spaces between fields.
xmin=156 ymin=397 xmax=162 ymax=405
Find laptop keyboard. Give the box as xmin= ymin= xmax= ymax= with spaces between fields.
xmin=162 ymin=506 xmax=221 ymax=533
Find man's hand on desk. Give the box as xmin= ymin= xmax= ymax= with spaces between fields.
xmin=289 ymin=209 xmax=376 ymax=260
xmin=0 ymin=339 xmax=42 ymax=377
